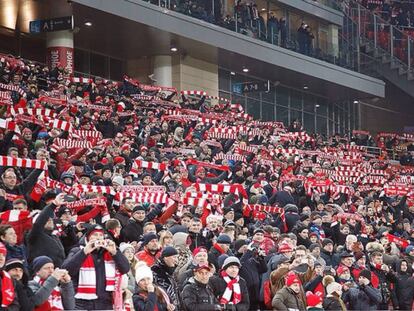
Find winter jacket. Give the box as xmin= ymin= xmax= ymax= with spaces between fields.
xmin=342 ymin=284 xmax=382 ymax=311
xmin=208 ymin=244 xmax=233 ymax=271
xmin=272 ymin=286 xmax=306 ymax=311
xmin=61 ymin=247 xmax=129 ymax=302
xmin=209 ymin=274 xmax=250 ymax=311
xmin=0 ymin=168 xmax=43 ymax=210
xmin=152 ymin=260 xmax=180 ymax=307
xmin=323 ymin=296 xmax=345 ymax=311
xmin=395 ymin=261 xmax=414 ymax=310
xmin=133 ymin=290 xmax=168 ymax=311
xmin=28 ymin=276 xmax=75 ymax=310
xmin=320 ymin=249 xmax=340 ymax=268
xmin=239 ymin=249 xmax=267 ymax=309
xmin=182 ymin=277 xmax=221 ymax=311
xmin=27 ymin=203 xmax=66 ymax=267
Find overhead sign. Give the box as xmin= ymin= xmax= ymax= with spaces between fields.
xmin=232 ymin=80 xmax=270 ymax=94
xmin=30 ymin=16 xmax=74 ymax=33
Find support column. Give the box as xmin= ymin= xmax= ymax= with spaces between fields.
xmin=46 ymin=30 xmax=74 ymax=74
xmin=328 ymin=24 xmax=339 ymax=58
xmin=153 ymin=55 xmax=172 ymax=87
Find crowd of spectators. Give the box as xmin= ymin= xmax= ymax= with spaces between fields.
xmin=143 ymin=0 xmax=319 ymax=57
xmin=0 ymin=52 xmax=413 ymax=311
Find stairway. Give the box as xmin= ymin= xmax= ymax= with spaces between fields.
xmin=341 ymin=2 xmax=414 ymax=98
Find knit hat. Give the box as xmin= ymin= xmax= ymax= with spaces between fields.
xmin=141 ymin=233 xmax=158 ymax=247
xmin=323 ymin=275 xmax=342 ymax=296
xmin=340 ymin=251 xmax=353 ymax=258
xmin=194 ymin=264 xmax=212 ymax=272
xmin=354 ymin=251 xmax=365 ymax=261
xmin=216 ymin=234 xmax=231 ymax=245
xmin=132 ymin=205 xmax=146 ymax=213
xmin=234 ymin=239 xmax=248 ymax=253
xmin=359 ymin=269 xmax=371 ymax=281
xmin=278 ymin=242 xmax=293 ymax=253
xmin=322 ymin=239 xmax=334 ymax=248
xmin=192 ymin=247 xmax=208 ymax=257
xmin=119 ymin=243 xmax=134 ymax=254
xmin=309 ymin=243 xmax=320 ymax=252
xmin=112 ymin=175 xmax=124 ymax=186
xmin=0 ymin=243 xmax=7 ymax=256
xmin=135 ymin=264 xmax=153 ymax=284
xmin=337 ymin=265 xmax=349 ymax=276
xmin=4 ymin=259 xmax=24 ymax=272
xmin=253 ymin=228 xmax=265 ymax=235
xmin=406 ymin=245 xmax=414 ymax=255
xmin=32 ymin=256 xmax=53 ymax=273
xmin=217 ymin=254 xmax=229 ymax=269
xmin=160 ymin=246 xmax=178 ymax=258
xmin=221 ymin=256 xmax=240 ymax=270
xmin=85 ymin=224 xmax=105 ymax=241
xmin=306 ymin=291 xmax=322 ymax=307
xmin=285 ymin=272 xmax=301 ymax=287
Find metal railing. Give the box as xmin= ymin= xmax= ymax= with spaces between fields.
xmin=138 ymin=0 xmax=367 ymax=74
xmin=343 ymin=1 xmax=414 ymax=74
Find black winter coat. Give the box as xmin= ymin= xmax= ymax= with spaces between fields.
xmin=395 ymin=262 xmax=414 ymax=310
xmin=239 ymin=250 xmax=267 ymax=308
xmin=209 ymin=275 xmax=250 ymax=311
xmin=152 ymin=260 xmax=180 ymax=307
xmin=27 ymin=203 xmax=66 ymax=267
xmin=182 ymin=277 xmax=220 ymax=311
xmin=343 ymin=284 xmax=382 ymax=311
xmin=323 ymin=296 xmax=345 ymax=311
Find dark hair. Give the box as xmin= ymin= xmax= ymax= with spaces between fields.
xmin=0 ymin=224 xmax=13 ymax=240
xmin=105 ymin=219 xmax=121 ymax=230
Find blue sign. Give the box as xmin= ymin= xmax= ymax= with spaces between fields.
xmin=30 ymin=16 xmax=73 ymax=33
xmin=232 ymin=81 xmax=270 ymax=94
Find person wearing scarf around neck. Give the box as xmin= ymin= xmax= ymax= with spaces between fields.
xmin=28 ymin=255 xmax=75 ymax=311
xmin=209 ymin=256 xmax=250 ymax=311
xmin=0 ymin=242 xmax=32 ymax=311
xmin=61 ymin=224 xmax=130 ymax=310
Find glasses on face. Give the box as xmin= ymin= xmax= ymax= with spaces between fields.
xmin=4 ymin=175 xmax=16 ymax=180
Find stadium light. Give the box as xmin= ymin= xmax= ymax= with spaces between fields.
xmin=242 ymin=68 xmax=249 ymax=73
xmin=353 ymin=100 xmax=359 ymax=104
xmin=84 ymin=21 xmax=92 ymax=27
xmin=303 ymin=85 xmax=309 ymax=90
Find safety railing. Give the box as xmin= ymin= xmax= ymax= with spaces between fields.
xmin=137 ymin=0 xmax=366 ymax=74
xmin=343 ymin=1 xmax=414 ymax=74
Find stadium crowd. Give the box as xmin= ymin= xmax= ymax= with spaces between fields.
xmin=0 ymin=53 xmax=413 ymax=311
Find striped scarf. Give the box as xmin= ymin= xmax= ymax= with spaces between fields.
xmin=33 ymin=276 xmax=63 ymax=311
xmin=75 ymin=251 xmax=116 ymax=300
xmin=220 ymin=271 xmax=241 ymax=305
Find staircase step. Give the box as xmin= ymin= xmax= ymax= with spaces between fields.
xmin=390 ymin=60 xmax=401 ymax=69
xmin=398 ymin=67 xmax=407 ymax=75
xmin=382 ymin=55 xmax=391 ymax=64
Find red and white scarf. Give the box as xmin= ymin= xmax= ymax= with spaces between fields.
xmin=0 ymin=156 xmax=47 ymax=170
xmin=33 ymin=276 xmax=63 ymax=311
xmin=219 ymin=271 xmax=241 ymax=305
xmin=1 ymin=271 xmax=14 ymax=307
xmin=75 ymin=251 xmax=116 ymax=300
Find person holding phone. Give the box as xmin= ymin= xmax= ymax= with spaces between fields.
xmin=28 ymin=255 xmax=75 ymax=310
xmin=61 ymin=224 xmax=130 ymax=310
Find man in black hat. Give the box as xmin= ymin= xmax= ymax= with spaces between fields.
xmin=62 ymin=224 xmax=129 ymax=310
xmin=136 ymin=232 xmax=161 ymax=267
xmin=343 ymin=269 xmax=381 ymax=310
xmin=29 ymin=255 xmax=75 ymax=310
xmin=152 ymin=246 xmax=180 ymax=309
xmin=208 ymin=234 xmax=233 ymax=270
xmin=121 ymin=204 xmax=162 ymax=243
xmin=27 ymin=193 xmax=66 ymax=267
